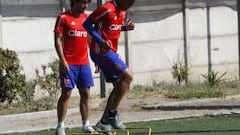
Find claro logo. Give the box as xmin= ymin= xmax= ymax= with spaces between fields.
xmin=68 ymin=30 xmax=87 ymax=37
xmin=109 ymin=24 xmax=122 ymax=31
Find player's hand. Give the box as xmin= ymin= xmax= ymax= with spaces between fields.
xmin=101 ymin=40 xmax=112 ymax=51
xmin=60 ymin=60 xmax=69 ymax=73
xmin=94 ymin=64 xmax=101 ymax=73
xmin=126 ymin=18 xmax=135 ymax=30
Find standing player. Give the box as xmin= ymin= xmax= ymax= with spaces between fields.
xmin=54 ymin=0 xmax=94 ymax=135
xmin=83 ymin=0 xmax=136 ymax=132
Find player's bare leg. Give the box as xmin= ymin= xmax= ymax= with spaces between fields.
xmin=56 ymin=88 xmax=72 ymax=135
xmin=101 ymin=68 xmax=133 ymax=129
xmin=110 ymin=69 xmax=132 ymax=110
xmin=79 ymin=88 xmax=95 ymax=133
xmin=57 ymin=88 xmax=72 ymax=124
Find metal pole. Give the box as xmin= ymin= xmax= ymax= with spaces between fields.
xmin=97 ymin=0 xmax=105 ymax=6
xmin=124 ymin=12 xmax=130 ymax=66
xmin=59 ymin=0 xmax=66 ymax=13
xmin=238 ymin=0 xmax=240 ymax=80
xmin=97 ymin=0 xmax=106 ymax=98
xmin=206 ymin=5 xmax=212 ymax=76
xmin=0 ymin=0 xmax=3 ymax=47
xmin=182 ymin=0 xmax=189 ymax=83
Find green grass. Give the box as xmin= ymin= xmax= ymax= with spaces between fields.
xmin=127 ymin=113 xmax=240 ymax=135
xmin=6 ymin=113 xmax=240 ymax=135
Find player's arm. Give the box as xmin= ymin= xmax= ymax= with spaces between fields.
xmin=83 ymin=18 xmax=111 ymax=50
xmin=87 ymin=35 xmax=92 ymax=47
xmin=54 ymin=32 xmax=69 ymax=73
xmin=83 ymin=18 xmax=104 ymax=46
xmin=121 ymin=18 xmax=135 ymax=31
xmin=87 ymin=35 xmax=100 ymax=73
xmin=54 ymin=15 xmax=69 ymax=73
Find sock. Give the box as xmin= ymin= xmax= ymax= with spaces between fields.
xmin=100 ymin=111 xmax=109 ymax=124
xmin=101 ymin=119 xmax=108 ymax=124
xmin=109 ymin=110 xmax=117 ymax=117
xmin=82 ymin=120 xmax=90 ymax=127
xmin=100 ymin=110 xmax=117 ymax=124
xmin=57 ymin=121 xmax=65 ymax=128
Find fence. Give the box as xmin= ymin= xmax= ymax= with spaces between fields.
xmin=0 ymin=0 xmax=239 ymax=96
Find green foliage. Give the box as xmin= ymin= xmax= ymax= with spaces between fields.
xmin=0 ymin=53 xmax=60 ymax=113
xmin=21 ymin=80 xmax=35 ymax=106
xmin=171 ymin=63 xmax=188 ymax=85
xmin=0 ymin=48 xmax=27 ymax=104
xmin=219 ymin=80 xmax=240 ymax=89
xmin=27 ymin=59 xmax=60 ymax=111
xmin=0 ymin=47 xmax=62 ymax=112
xmin=201 ymin=71 xmax=227 ymax=87
xmin=35 ymin=60 xmax=60 ymax=96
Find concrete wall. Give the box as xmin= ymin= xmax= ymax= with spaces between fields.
xmin=0 ymin=0 xmax=3 ymax=47
xmin=188 ymin=6 xmax=238 ymax=81
xmin=1 ymin=0 xmax=98 ymax=17
xmin=128 ymin=0 xmax=238 ymax=85
xmin=1 ymin=0 xmax=239 ymax=95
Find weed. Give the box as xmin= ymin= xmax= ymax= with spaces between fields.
xmin=201 ymin=71 xmax=227 ymax=87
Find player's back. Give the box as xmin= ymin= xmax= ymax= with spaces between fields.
xmin=89 ymin=1 xmax=126 ymax=53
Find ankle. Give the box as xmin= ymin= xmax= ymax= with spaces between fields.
xmin=82 ymin=120 xmax=90 ymax=127
xmin=57 ymin=121 xmax=65 ymax=128
xmin=109 ymin=110 xmax=117 ymax=117
xmin=101 ymin=118 xmax=108 ymax=124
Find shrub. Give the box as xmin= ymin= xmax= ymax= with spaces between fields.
xmin=0 ymin=47 xmax=60 ymax=111
xmin=171 ymin=63 xmax=188 ymax=85
xmin=201 ymin=71 xmax=227 ymax=87
xmin=27 ymin=59 xmax=60 ymax=111
xmin=0 ymin=48 xmax=27 ymax=104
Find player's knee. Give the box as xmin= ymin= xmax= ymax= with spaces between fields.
xmin=80 ymin=94 xmax=90 ymax=105
xmin=81 ymin=93 xmax=90 ymax=100
xmin=61 ymin=89 xmax=72 ymax=100
xmin=128 ymin=72 xmax=133 ymax=82
xmin=123 ymin=70 xmax=133 ymax=83
xmin=80 ymin=89 xmax=90 ymax=100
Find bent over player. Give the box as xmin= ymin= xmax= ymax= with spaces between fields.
xmin=83 ymin=0 xmax=136 ymax=132
xmin=54 ymin=0 xmax=94 ymax=135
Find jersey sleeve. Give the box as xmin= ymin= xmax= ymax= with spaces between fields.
xmin=89 ymin=6 xmax=111 ymax=23
xmin=54 ymin=14 xmax=65 ymax=33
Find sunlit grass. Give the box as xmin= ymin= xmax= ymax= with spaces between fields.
xmin=128 ymin=81 xmax=240 ymax=99
xmin=6 ymin=113 xmax=240 ymax=135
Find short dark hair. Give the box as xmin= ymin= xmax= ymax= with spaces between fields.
xmin=70 ymin=0 xmax=91 ymax=8
xmin=127 ymin=0 xmax=135 ymax=7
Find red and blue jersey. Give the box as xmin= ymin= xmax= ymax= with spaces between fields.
xmin=54 ymin=11 xmax=89 ymax=65
xmin=88 ymin=0 xmax=126 ymax=53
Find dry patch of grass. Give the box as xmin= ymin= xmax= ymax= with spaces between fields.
xmin=127 ymin=81 xmax=240 ymax=100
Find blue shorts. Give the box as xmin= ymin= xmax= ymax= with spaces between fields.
xmin=90 ymin=50 xmax=128 ymax=82
xmin=60 ymin=65 xmax=94 ymax=89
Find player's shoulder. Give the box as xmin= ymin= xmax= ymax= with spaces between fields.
xmin=102 ymin=1 xmax=116 ymax=11
xmin=57 ymin=11 xmax=72 ymax=19
xmin=82 ymin=12 xmax=88 ymax=18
